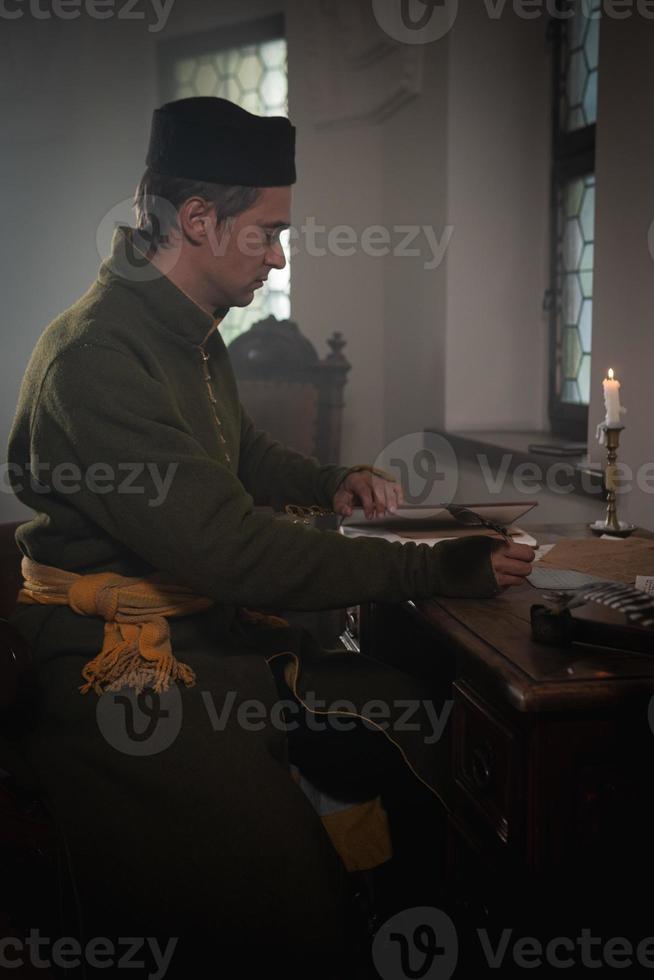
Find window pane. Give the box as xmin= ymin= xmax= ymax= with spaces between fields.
xmin=168 ymin=37 xmax=290 ymax=343
xmin=175 ymin=59 xmax=195 ymax=84
xmin=578 ymin=354 xmax=591 ymax=404
xmin=555 ymin=175 xmax=596 ymax=404
xmin=578 ymin=300 xmax=592 ymax=353
xmin=562 ymin=273 xmax=581 ymax=327
xmin=582 ymin=70 xmax=598 ymax=127
xmin=260 ymin=39 xmax=286 ymax=69
xmin=562 ymin=2 xmax=601 ymax=133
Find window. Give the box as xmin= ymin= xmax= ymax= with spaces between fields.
xmin=547 ymin=1 xmax=600 ymax=441
xmin=158 ymin=16 xmax=291 ymax=346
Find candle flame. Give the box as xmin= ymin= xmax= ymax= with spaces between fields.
xmin=608 ymin=368 xmax=614 ymax=380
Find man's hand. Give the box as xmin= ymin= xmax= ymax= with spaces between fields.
xmin=333 ymin=469 xmax=404 ymax=519
xmin=491 ymin=541 xmax=535 ymax=589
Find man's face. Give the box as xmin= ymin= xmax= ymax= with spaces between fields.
xmin=201 ymin=185 xmax=291 ymax=309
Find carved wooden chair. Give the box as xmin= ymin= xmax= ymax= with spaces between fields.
xmin=227 ymin=316 xmax=350 ymax=466
xmin=228 ymin=316 xmax=352 ymax=646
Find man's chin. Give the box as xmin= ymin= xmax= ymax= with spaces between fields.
xmin=218 ymin=283 xmax=261 ymax=308
xmin=232 ymin=293 xmax=255 ymax=308
xmin=235 ymin=286 xmax=259 ymax=306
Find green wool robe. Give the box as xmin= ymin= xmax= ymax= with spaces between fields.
xmin=6 ymin=226 xmax=499 ymax=970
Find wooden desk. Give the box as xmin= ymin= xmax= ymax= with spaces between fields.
xmin=349 ymin=524 xmax=654 ymax=940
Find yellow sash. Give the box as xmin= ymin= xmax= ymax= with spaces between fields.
xmin=17 ymin=557 xmax=214 ymax=695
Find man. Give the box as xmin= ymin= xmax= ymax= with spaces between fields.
xmin=7 ymin=97 xmax=534 ymax=975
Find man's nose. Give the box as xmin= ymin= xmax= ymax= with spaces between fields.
xmin=266 ymin=241 xmax=286 ymax=270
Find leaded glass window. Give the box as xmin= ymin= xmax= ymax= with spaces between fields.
xmin=158 ymin=19 xmax=290 ymax=346
xmin=561 ymin=0 xmax=600 ymax=132
xmin=555 ymin=174 xmax=594 ymax=404
xmin=548 ymin=2 xmax=600 ymax=439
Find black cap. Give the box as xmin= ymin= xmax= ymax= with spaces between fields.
xmin=146 ymin=96 xmax=296 ymax=187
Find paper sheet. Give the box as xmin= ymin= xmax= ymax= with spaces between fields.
xmin=527 ymin=567 xmax=608 ymax=590
xmin=535 ymin=537 xmax=654 ymax=586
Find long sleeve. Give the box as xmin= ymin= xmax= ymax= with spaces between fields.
xmin=237 ymin=408 xmax=349 ymax=510
xmin=11 ymin=344 xmax=500 ymax=611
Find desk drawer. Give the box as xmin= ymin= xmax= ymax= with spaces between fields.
xmin=453 ymin=681 xmax=522 ymax=844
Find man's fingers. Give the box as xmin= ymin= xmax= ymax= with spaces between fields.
xmin=349 ymin=472 xmax=404 ymax=518
xmin=371 ymin=476 xmax=391 ymax=516
xmin=370 ymin=478 xmax=384 ymax=516
xmin=386 ymin=482 xmax=403 ymax=513
xmin=499 ymin=543 xmax=536 ymax=563
xmin=372 ymin=476 xmax=403 ymax=515
xmin=496 ymin=573 xmax=529 ymax=588
xmin=491 ymin=539 xmax=535 ymax=588
xmin=334 ymin=488 xmax=354 ymax=516
xmin=495 ymin=557 xmax=534 ymax=578
xmin=359 ymin=483 xmax=376 ymax=519
xmin=382 ymin=482 xmax=396 ymax=516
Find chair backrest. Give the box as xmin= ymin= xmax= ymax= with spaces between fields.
xmin=227 ymin=316 xmax=350 ymax=465
xmin=0 ymin=522 xmax=22 ymax=621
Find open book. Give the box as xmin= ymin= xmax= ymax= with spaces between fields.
xmin=340 ymin=501 xmax=538 ymax=547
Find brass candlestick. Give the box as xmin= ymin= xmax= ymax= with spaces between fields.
xmin=590 ymin=424 xmax=636 ymax=537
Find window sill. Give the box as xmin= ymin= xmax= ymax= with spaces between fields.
xmin=426 ymin=429 xmax=603 ymax=499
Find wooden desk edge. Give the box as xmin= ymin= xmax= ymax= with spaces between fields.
xmin=403 ymin=597 xmax=654 ymax=715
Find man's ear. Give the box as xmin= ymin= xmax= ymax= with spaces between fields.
xmin=178 ymin=197 xmax=215 ymax=246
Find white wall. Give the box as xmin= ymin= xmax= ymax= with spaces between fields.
xmin=285 ymin=3 xmax=386 ymax=464
xmin=445 ymin=4 xmax=551 ymax=433
xmin=380 ymin=38 xmax=449 ymax=447
xmin=587 ymin=15 xmax=654 ymax=531
xmin=0 ymin=13 xmax=159 ymax=522
xmin=290 ymin=2 xmax=553 ymax=459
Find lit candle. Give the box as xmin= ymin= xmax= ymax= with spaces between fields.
xmin=603 ymin=368 xmax=623 ymax=426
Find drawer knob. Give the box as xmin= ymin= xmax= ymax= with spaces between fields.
xmin=471 ymin=743 xmax=494 ymax=792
